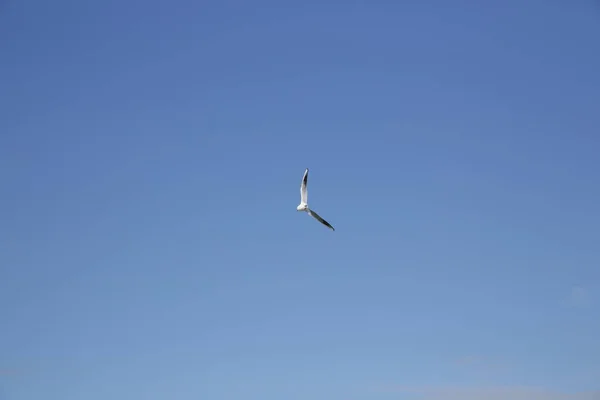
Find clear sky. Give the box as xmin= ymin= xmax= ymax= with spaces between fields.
xmin=1 ymin=1 xmax=599 ymax=399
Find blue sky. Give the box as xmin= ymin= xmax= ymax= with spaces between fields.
xmin=1 ymin=0 xmax=599 ymax=399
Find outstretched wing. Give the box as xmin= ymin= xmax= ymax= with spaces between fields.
xmin=307 ymin=208 xmax=335 ymax=231
xmin=300 ymin=168 xmax=308 ymax=204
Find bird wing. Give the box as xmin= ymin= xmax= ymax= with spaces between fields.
xmin=307 ymin=208 xmax=335 ymax=231
xmin=300 ymin=168 xmax=308 ymax=204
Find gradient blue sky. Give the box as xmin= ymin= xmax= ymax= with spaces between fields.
xmin=1 ymin=1 xmax=599 ymax=399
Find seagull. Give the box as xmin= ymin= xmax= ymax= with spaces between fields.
xmin=297 ymin=168 xmax=335 ymax=231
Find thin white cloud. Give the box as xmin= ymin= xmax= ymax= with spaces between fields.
xmin=383 ymin=386 xmax=600 ymax=400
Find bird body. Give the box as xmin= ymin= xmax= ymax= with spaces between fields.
xmin=297 ymin=168 xmax=335 ymax=231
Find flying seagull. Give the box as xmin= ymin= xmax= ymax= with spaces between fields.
xmin=296 ymin=168 xmax=335 ymax=231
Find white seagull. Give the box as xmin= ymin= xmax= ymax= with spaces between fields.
xmin=296 ymin=168 xmax=335 ymax=231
